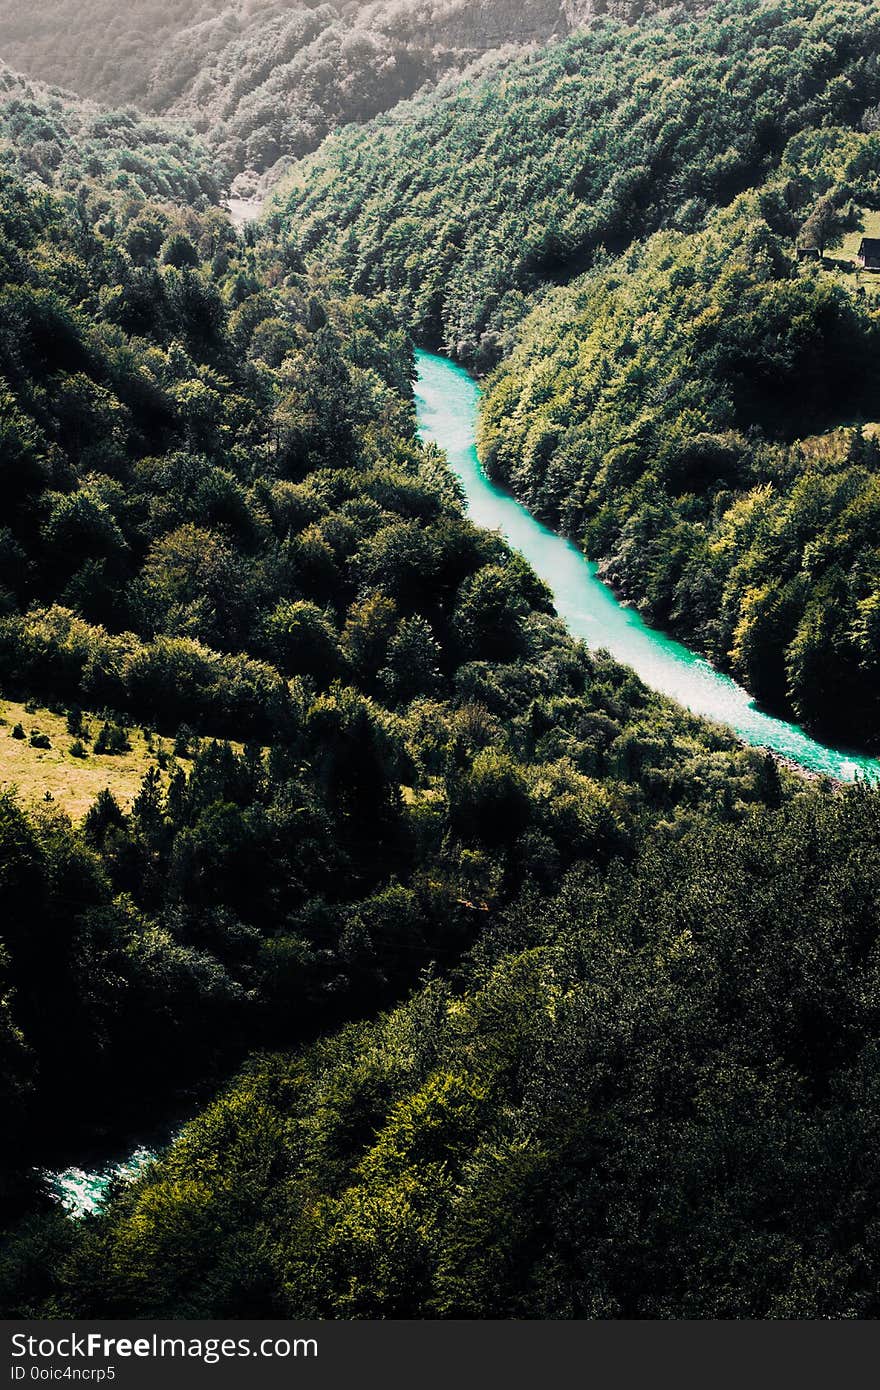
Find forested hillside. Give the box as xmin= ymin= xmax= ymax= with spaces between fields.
xmin=0 ymin=64 xmax=221 ymax=204
xmin=480 ymin=140 xmax=880 ymax=744
xmin=0 ymin=0 xmax=610 ymax=185
xmin=273 ymin=0 xmax=880 ymax=743
xmin=276 ymin=0 xmax=880 ymax=363
xmin=34 ymin=788 xmax=880 ymax=1319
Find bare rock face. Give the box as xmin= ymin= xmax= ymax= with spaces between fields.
xmin=562 ymin=0 xmax=679 ymax=22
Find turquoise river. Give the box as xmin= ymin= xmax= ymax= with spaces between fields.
xmin=415 ymin=349 xmax=880 ymax=783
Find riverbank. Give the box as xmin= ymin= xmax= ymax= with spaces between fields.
xmin=589 ymin=562 xmax=849 ymax=784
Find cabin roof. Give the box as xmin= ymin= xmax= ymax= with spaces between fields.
xmin=860 ymin=237 xmax=880 ymax=255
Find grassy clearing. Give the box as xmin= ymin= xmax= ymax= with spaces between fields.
xmin=822 ymin=208 xmax=880 ymax=302
xmin=0 ymin=697 xmax=186 ymax=821
xmin=829 ymin=207 xmax=880 ymax=261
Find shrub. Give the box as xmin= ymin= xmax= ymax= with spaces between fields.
xmin=94 ymin=722 xmax=130 ymax=755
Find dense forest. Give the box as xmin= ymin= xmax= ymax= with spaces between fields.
xmin=274 ymin=0 xmax=880 ymax=743
xmin=2 ymin=0 xmax=880 ymax=1323
xmin=24 ymin=788 xmax=880 ymax=1318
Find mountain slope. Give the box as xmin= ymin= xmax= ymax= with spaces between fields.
xmin=479 ymin=137 xmax=880 ymax=744
xmin=0 ymin=0 xmax=625 ymax=184
xmin=37 ymin=787 xmax=880 ymax=1319
xmin=272 ymin=0 xmax=880 ymax=365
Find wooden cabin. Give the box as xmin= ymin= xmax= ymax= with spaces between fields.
xmin=858 ymin=237 xmax=880 ymax=270
xmin=796 ymin=245 xmax=821 ymax=262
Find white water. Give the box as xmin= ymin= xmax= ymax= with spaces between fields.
xmin=45 ymin=1145 xmax=156 ymax=1218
